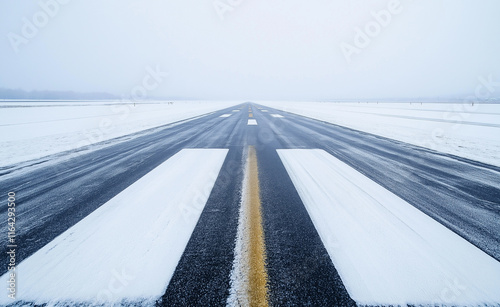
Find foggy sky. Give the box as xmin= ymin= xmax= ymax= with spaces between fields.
xmin=1 ymin=0 xmax=499 ymax=101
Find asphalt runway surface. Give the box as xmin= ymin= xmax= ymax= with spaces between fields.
xmin=0 ymin=102 xmax=499 ymax=305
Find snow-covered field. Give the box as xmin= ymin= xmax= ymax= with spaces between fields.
xmin=278 ymin=149 xmax=500 ymax=306
xmin=0 ymin=149 xmax=227 ymax=305
xmin=261 ymin=101 xmax=500 ymax=167
xmin=0 ymin=100 xmax=240 ymax=167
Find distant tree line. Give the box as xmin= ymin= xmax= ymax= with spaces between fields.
xmin=0 ymin=88 xmax=117 ymax=100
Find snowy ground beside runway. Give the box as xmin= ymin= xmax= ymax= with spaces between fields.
xmin=261 ymin=101 xmax=500 ymax=167
xmin=0 ymin=100 xmax=240 ymax=167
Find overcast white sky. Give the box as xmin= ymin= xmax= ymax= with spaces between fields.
xmin=1 ymin=0 xmax=499 ymax=100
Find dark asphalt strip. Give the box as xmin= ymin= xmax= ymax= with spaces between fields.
xmin=158 ymin=147 xmax=244 ymax=306
xmin=256 ymin=146 xmax=356 ymax=306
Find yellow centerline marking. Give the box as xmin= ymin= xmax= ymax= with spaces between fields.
xmin=227 ymin=146 xmax=269 ymax=306
xmin=247 ymin=146 xmax=269 ymax=306
xmin=249 ymin=113 xmax=253 ymax=118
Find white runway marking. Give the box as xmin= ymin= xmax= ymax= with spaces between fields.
xmin=278 ymin=149 xmax=500 ymax=306
xmin=220 ymin=114 xmax=232 ymax=117
xmin=270 ymin=114 xmax=284 ymax=118
xmin=232 ymin=110 xmax=240 ymax=112
xmin=261 ymin=110 xmax=268 ymax=112
xmin=248 ymin=119 xmax=258 ymax=125
xmin=0 ymin=149 xmax=228 ymax=305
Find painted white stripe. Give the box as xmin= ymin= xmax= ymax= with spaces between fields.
xmin=261 ymin=110 xmax=268 ymax=112
xmin=270 ymin=114 xmax=284 ymax=118
xmin=232 ymin=110 xmax=240 ymax=112
xmin=0 ymin=149 xmax=228 ymax=305
xmin=248 ymin=119 xmax=258 ymax=125
xmin=220 ymin=114 xmax=232 ymax=117
xmin=277 ymin=149 xmax=500 ymax=306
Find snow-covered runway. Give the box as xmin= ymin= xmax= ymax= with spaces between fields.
xmin=1 ymin=102 xmax=499 ymax=306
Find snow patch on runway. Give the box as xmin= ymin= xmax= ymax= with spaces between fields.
xmin=0 ymin=149 xmax=228 ymax=305
xmin=278 ymin=149 xmax=500 ymax=306
xmin=227 ymin=152 xmax=252 ymax=306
